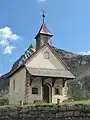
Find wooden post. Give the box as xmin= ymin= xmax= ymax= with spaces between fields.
xmin=19 ymin=100 xmax=23 ymax=106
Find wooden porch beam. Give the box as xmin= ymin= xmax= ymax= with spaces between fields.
xmin=29 ymin=76 xmax=34 ymax=86
xmin=63 ymin=79 xmax=67 ymax=87
xmin=52 ymin=78 xmax=57 ymax=87
xmin=42 ymin=77 xmax=47 ymax=86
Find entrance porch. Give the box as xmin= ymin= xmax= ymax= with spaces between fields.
xmin=25 ymin=68 xmax=75 ymax=103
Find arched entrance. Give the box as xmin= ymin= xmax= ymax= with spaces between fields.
xmin=43 ymin=84 xmax=51 ymax=103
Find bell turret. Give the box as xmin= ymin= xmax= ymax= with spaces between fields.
xmin=35 ymin=13 xmax=53 ymax=51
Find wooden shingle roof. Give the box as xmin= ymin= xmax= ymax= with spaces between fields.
xmin=26 ymin=67 xmax=75 ymax=79
xmin=35 ymin=24 xmax=53 ymax=39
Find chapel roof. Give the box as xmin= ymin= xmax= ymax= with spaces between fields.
xmin=26 ymin=67 xmax=75 ymax=79
xmin=35 ymin=12 xmax=53 ymax=39
xmin=7 ymin=43 xmax=75 ymax=79
xmin=35 ymin=24 xmax=53 ymax=39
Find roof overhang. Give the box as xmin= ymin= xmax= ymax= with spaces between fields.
xmin=26 ymin=67 xmax=76 ymax=79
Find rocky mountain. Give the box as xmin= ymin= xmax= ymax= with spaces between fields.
xmin=0 ymin=44 xmax=90 ymax=100
xmin=54 ymin=47 xmax=90 ymax=100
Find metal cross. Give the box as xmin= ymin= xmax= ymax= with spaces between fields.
xmin=42 ymin=11 xmax=45 ymax=24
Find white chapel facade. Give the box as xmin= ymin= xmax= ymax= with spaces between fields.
xmin=8 ymin=14 xmax=75 ymax=104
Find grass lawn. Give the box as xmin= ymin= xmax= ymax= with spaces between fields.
xmin=63 ymin=100 xmax=90 ymax=105
xmin=0 ymin=100 xmax=90 ymax=108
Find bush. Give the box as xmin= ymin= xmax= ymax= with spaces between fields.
xmin=0 ymin=98 xmax=9 ymax=105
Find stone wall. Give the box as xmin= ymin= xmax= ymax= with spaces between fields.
xmin=0 ymin=104 xmax=90 ymax=120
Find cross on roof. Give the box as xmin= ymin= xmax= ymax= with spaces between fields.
xmin=42 ymin=11 xmax=45 ymax=24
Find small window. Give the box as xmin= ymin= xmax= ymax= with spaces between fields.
xmin=55 ymin=88 xmax=59 ymax=95
xmin=44 ymin=51 xmax=50 ymax=59
xmin=44 ymin=36 xmax=48 ymax=43
xmin=32 ymin=88 xmax=38 ymax=94
xmin=13 ymin=79 xmax=15 ymax=91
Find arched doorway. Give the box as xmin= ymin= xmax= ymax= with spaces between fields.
xmin=43 ymin=84 xmax=49 ymax=103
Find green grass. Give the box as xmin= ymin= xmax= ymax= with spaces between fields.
xmin=67 ymin=100 xmax=90 ymax=105
xmin=0 ymin=100 xmax=90 ymax=108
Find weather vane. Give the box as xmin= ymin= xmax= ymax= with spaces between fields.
xmin=42 ymin=11 xmax=45 ymax=24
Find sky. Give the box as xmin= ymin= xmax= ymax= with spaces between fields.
xmin=0 ymin=0 xmax=90 ymax=75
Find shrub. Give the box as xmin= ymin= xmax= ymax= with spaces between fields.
xmin=0 ymin=98 xmax=9 ymax=105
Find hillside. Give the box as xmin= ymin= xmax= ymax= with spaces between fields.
xmin=0 ymin=45 xmax=90 ymax=100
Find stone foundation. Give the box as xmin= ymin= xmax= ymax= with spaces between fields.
xmin=0 ymin=104 xmax=90 ymax=119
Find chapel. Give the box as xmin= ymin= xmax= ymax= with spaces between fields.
xmin=8 ymin=13 xmax=75 ymax=104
